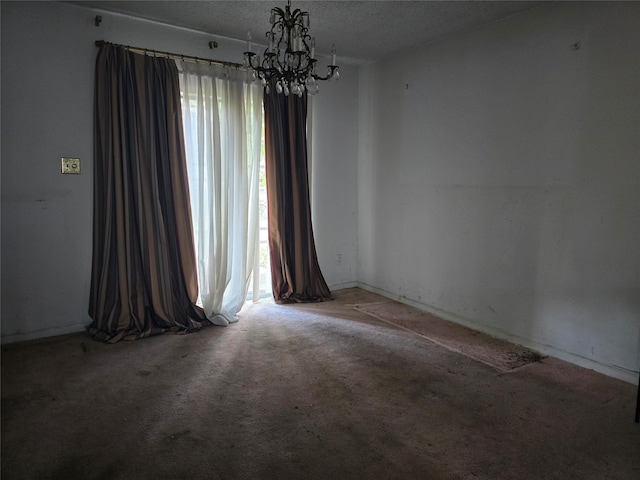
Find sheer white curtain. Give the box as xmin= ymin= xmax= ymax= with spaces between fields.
xmin=179 ymin=62 xmax=263 ymax=326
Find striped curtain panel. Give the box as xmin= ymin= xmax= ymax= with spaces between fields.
xmin=263 ymin=84 xmax=332 ymax=303
xmin=89 ymin=44 xmax=207 ymax=342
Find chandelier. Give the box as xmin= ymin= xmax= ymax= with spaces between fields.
xmin=243 ymin=0 xmax=339 ymax=96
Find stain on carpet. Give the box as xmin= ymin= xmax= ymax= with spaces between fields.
xmin=350 ymin=299 xmax=544 ymax=372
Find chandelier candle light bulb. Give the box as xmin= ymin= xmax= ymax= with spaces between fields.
xmin=243 ymin=0 xmax=339 ymax=96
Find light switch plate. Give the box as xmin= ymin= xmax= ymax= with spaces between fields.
xmin=61 ymin=157 xmax=80 ymax=174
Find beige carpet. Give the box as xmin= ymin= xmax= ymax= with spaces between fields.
xmin=2 ymin=288 xmax=639 ymax=480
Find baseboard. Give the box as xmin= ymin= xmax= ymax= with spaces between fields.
xmin=329 ymin=281 xmax=359 ymax=291
xmin=356 ymin=282 xmax=639 ymax=385
xmin=1 ymin=323 xmax=89 ymax=345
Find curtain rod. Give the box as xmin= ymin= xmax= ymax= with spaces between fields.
xmin=95 ymin=40 xmax=245 ymax=69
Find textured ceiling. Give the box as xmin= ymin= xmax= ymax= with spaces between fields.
xmin=70 ymin=1 xmax=545 ymax=63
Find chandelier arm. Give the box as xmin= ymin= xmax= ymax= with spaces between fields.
xmin=313 ymin=66 xmax=339 ymax=81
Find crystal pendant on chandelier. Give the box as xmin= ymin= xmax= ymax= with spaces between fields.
xmin=243 ymin=0 xmax=339 ymax=96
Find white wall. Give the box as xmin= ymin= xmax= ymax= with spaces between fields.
xmin=311 ymin=66 xmax=359 ymax=289
xmin=358 ymin=1 xmax=640 ymax=382
xmin=0 ymin=1 xmax=359 ymax=342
